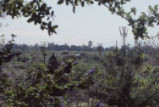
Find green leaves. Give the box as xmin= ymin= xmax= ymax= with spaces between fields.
xmin=2 ymin=0 xmax=155 ymax=39
xmin=58 ymin=0 xmax=64 ymax=4
xmin=2 ymin=52 xmax=95 ymax=106
xmin=47 ymin=22 xmax=58 ymax=35
xmin=27 ymin=17 xmax=33 ymax=23
xmin=1 ymin=0 xmax=56 ymax=35
xmin=122 ymin=4 xmax=159 ymax=40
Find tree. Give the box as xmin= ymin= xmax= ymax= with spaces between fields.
xmin=0 ymin=0 xmax=136 ymax=37
xmin=119 ymin=26 xmax=128 ymax=56
xmin=0 ymin=34 xmax=20 ymax=66
xmin=47 ymin=53 xmax=59 ymax=74
xmin=119 ymin=26 xmax=128 ymax=47
xmin=88 ymin=41 xmax=93 ymax=48
xmin=1 ymin=0 xmax=158 ymax=40
xmin=0 ymin=35 xmax=21 ymax=105
xmin=89 ymin=45 xmax=159 ymax=107
xmin=4 ymin=53 xmax=96 ymax=106
xmin=40 ymin=42 xmax=48 ymax=67
xmin=0 ymin=0 xmax=57 ymax=35
xmin=0 ymin=34 xmax=5 ymax=47
xmin=97 ymin=43 xmax=104 ymax=55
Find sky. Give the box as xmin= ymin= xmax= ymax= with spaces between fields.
xmin=0 ymin=0 xmax=159 ymax=47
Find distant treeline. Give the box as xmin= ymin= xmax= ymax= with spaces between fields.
xmin=13 ymin=43 xmax=159 ymax=55
xmin=13 ymin=43 xmax=110 ymax=51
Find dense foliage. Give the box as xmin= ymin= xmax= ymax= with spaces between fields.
xmin=2 ymin=36 xmax=159 ymax=106
xmin=0 ymin=39 xmax=96 ymax=106
xmin=1 ymin=0 xmax=159 ymax=107
xmin=89 ymin=45 xmax=159 ymax=107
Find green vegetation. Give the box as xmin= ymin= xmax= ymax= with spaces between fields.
xmin=1 ymin=40 xmax=159 ymax=106
xmin=1 ymin=0 xmax=159 ymax=107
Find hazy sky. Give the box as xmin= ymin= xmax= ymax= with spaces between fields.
xmin=0 ymin=0 xmax=158 ymax=47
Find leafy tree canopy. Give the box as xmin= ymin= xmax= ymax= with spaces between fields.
xmin=0 ymin=0 xmax=159 ymax=39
